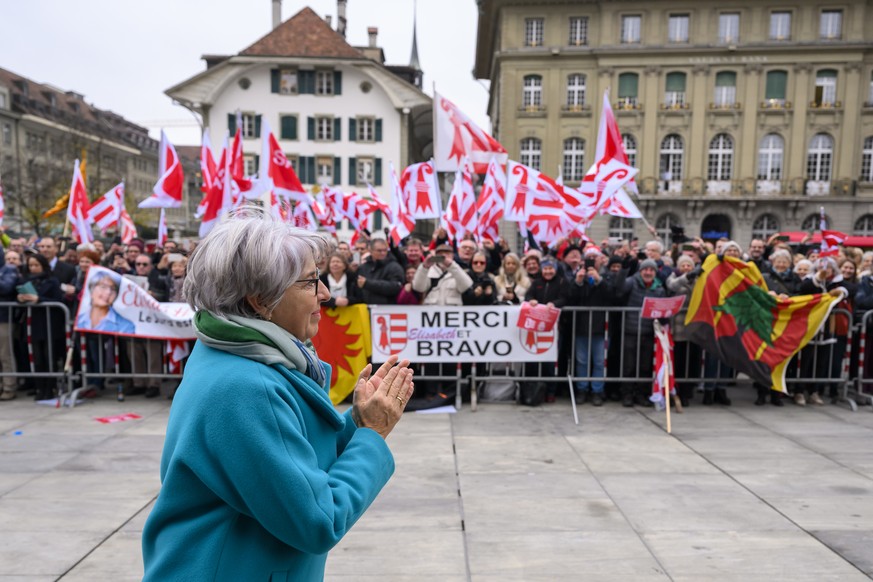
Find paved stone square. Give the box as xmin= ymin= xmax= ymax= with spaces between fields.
xmin=1 ymin=390 xmax=872 ymax=581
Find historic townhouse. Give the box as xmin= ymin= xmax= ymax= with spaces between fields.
xmin=475 ymin=0 xmax=873 ymax=246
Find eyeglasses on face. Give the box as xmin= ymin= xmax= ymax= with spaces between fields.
xmin=472 ymin=260 xmax=486 ymax=265
xmin=135 ymin=262 xmax=150 ymax=266
xmin=296 ymin=268 xmax=322 ymax=296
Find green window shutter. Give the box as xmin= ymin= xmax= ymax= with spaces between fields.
xmin=665 ymin=72 xmax=686 ymax=92
xmin=307 ymin=117 xmax=315 ymax=140
xmin=254 ymin=115 xmax=262 ymax=138
xmin=227 ymin=113 xmax=236 ymax=135
xmin=299 ymin=71 xmax=315 ymax=94
xmin=270 ymin=70 xmax=280 ymax=93
xmin=334 ymin=118 xmax=341 ymax=141
xmin=818 ymin=69 xmax=837 ymax=79
xmin=333 ymin=157 xmax=341 ymax=185
xmin=375 ymin=158 xmax=382 ymax=186
xmin=374 ymin=212 xmax=383 ymax=230
xmin=254 ymin=155 xmax=260 ymax=174
xmin=765 ymin=71 xmax=787 ymax=100
xmin=618 ymin=73 xmax=638 ymax=97
xmin=375 ymin=119 xmax=383 ymax=142
xmin=333 ymin=71 xmax=342 ymax=95
xmin=281 ymin=116 xmax=297 ymax=140
xmin=307 ymin=157 xmax=316 ymax=184
xmin=349 ymin=118 xmax=357 ymax=141
xmin=715 ymin=71 xmax=736 ymax=87
xmin=348 ymin=157 xmax=357 ymax=186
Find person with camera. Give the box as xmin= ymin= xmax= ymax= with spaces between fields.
xmin=462 ymin=251 xmax=497 ymax=307
xmin=569 ymin=251 xmax=612 ymax=406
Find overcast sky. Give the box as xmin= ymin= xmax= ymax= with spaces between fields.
xmin=1 ymin=0 xmax=489 ymax=145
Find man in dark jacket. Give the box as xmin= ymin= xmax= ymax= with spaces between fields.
xmin=356 ymin=238 xmax=404 ymax=304
xmin=524 ymin=257 xmax=570 ymax=403
xmin=0 ymin=251 xmax=18 ymax=400
xmin=569 ymin=259 xmax=613 ymax=406
xmin=614 ymin=259 xmax=666 ymax=407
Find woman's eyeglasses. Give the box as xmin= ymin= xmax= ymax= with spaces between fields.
xmin=472 ymin=260 xmax=487 ymax=265
xmin=296 ymin=269 xmax=322 ymax=296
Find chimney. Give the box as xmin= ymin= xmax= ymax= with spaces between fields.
xmin=271 ymin=0 xmax=281 ymax=29
xmin=368 ymin=27 xmax=378 ymax=48
xmin=324 ymin=14 xmax=332 ymax=27
xmin=337 ymin=0 xmax=347 ymax=37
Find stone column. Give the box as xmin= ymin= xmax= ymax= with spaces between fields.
xmin=688 ymin=65 xmax=710 ymax=178
xmin=642 ymin=66 xmax=661 ymax=178
xmin=787 ymin=64 xmax=812 ymax=179
xmin=739 ymin=64 xmax=763 ymax=178
xmin=838 ymin=62 xmax=862 ymax=178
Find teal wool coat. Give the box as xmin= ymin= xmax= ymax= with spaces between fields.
xmin=142 ymin=342 xmax=395 ymax=581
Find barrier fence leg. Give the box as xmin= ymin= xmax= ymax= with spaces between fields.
xmin=470 ymin=364 xmax=478 ymax=412
xmin=568 ymin=374 xmax=579 ymax=425
xmin=455 ymin=363 xmax=462 ymax=411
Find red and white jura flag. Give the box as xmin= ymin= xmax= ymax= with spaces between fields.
xmin=258 ymin=121 xmax=306 ymax=202
xmin=67 ymin=159 xmax=93 ymax=243
xmin=595 ymin=91 xmax=638 ymax=195
xmin=313 ymin=189 xmax=337 ymax=235
xmin=365 ymin=183 xmax=393 ymax=223
xmin=651 ymin=323 xmax=676 ymax=408
xmin=197 ymin=129 xmax=218 ymax=217
xmin=373 ymin=312 xmax=408 ymax=355
xmin=389 ymin=163 xmax=415 ymax=245
xmin=476 ymin=158 xmax=506 ymax=242
xmin=140 ymin=130 xmax=183 ymax=208
xmin=600 ymin=187 xmax=643 ymax=219
xmin=292 ymin=201 xmax=318 ymax=231
xmin=441 ymin=160 xmax=478 ymax=242
xmin=269 ymin=190 xmax=290 ymax=222
xmin=157 ymin=208 xmax=168 ymax=248
xmin=400 ymin=160 xmax=441 ymax=219
xmin=434 ymin=92 xmax=507 ymax=174
xmin=199 ymin=137 xmax=234 ymax=238
xmin=166 ymin=339 xmax=190 ymax=374
xmin=229 ymin=128 xmax=256 ymax=201
xmin=119 ymin=207 xmax=137 ymax=244
xmin=819 ymin=207 xmax=845 ymax=257
xmin=88 ymin=182 xmax=124 ymax=232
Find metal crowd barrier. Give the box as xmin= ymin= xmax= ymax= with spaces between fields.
xmin=853 ymin=310 xmax=873 ymax=410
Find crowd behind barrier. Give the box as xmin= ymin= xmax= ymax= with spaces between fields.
xmin=2 ymin=230 xmax=873 ymax=413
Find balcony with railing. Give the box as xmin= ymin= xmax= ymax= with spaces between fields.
xmin=809 ymin=100 xmax=842 ymax=109
xmin=560 ymin=103 xmax=591 ymax=116
xmin=615 ymin=97 xmax=641 ymax=111
xmin=517 ymin=104 xmax=547 ymax=117
xmin=760 ymin=99 xmax=792 ymax=110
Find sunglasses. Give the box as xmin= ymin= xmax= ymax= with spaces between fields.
xmin=135 ymin=262 xmax=150 ymax=266
xmin=472 ymin=260 xmax=486 ymax=265
xmin=296 ymin=268 xmax=322 ymax=296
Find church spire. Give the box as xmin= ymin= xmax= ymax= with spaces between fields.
xmin=409 ymin=0 xmax=421 ymax=72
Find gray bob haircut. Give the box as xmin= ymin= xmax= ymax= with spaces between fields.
xmin=183 ymin=206 xmax=330 ymax=318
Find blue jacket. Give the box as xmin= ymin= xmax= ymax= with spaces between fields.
xmin=142 ymin=342 xmax=395 ymax=581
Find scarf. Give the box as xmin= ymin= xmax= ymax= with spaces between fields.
xmin=327 ymin=273 xmax=347 ymax=298
xmin=193 ymin=310 xmax=327 ymax=388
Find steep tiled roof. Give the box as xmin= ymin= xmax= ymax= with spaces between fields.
xmin=240 ymin=7 xmax=365 ymax=60
xmin=0 ymin=66 xmax=156 ymax=152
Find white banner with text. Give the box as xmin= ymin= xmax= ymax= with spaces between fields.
xmin=369 ymin=305 xmax=558 ymax=363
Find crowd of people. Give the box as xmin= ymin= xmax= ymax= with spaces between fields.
xmin=0 ymin=225 xmax=869 ymax=410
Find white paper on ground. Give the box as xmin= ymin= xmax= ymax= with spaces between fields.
xmin=415 ymin=405 xmax=457 ymax=415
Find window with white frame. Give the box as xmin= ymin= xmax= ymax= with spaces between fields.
xmin=660 ymin=134 xmax=684 ymax=179
xmin=241 ymin=113 xmax=257 ymax=138
xmin=566 ymin=74 xmax=586 ymax=107
xmin=758 ymin=134 xmax=784 ymax=180
xmin=609 ymin=217 xmax=635 ymax=240
xmin=820 ymin=10 xmax=842 ymax=39
xmin=752 ymin=214 xmax=780 ymax=240
xmin=244 ymin=155 xmax=257 ymax=177
xmin=357 ymin=117 xmax=374 ymax=142
xmin=622 ymin=134 xmax=637 ymax=168
xmin=621 ymin=15 xmax=641 ymax=43
xmin=854 ymin=215 xmax=873 ymax=236
xmin=707 ymin=134 xmax=733 ymax=180
xmin=806 ymin=133 xmax=834 ymax=181
xmin=279 ymin=69 xmax=298 ymax=95
xmin=316 ymin=156 xmax=333 ymax=183
xmin=568 ymin=17 xmax=588 ymax=46
xmin=315 ymin=71 xmax=334 ymax=95
xmin=520 ymin=138 xmax=542 ymax=170
xmin=861 ymin=136 xmax=873 ymax=182
xmin=718 ymin=13 xmax=739 ymax=43
xmin=668 ymin=14 xmax=689 ymax=43
xmin=664 ymin=72 xmax=686 ymax=106
xmin=525 ymin=18 xmax=544 ymax=46
xmin=714 ymin=71 xmax=737 ymax=107
xmin=769 ymin=12 xmax=791 ymax=40
xmin=815 ymin=70 xmax=837 ymax=106
xmin=357 ymin=157 xmax=375 ymax=184
xmin=522 ymin=75 xmax=543 ymax=108
xmin=562 ymin=138 xmax=585 ymax=182
xmin=656 ymin=213 xmax=682 ymax=248
xmin=316 ymin=116 xmax=333 ymax=141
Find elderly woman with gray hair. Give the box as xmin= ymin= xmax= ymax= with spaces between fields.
xmin=142 ymin=208 xmax=414 ymax=581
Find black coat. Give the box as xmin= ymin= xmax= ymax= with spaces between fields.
xmin=356 ymin=256 xmax=404 ymax=304
xmin=51 ymin=260 xmax=77 ymax=285
xmin=22 ymin=273 xmax=64 ymax=341
xmin=462 ymin=271 xmax=497 ymax=306
xmin=526 ymin=275 xmax=570 ymax=308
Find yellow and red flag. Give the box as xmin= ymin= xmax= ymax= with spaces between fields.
xmin=685 ymin=254 xmax=842 ymax=393
xmin=311 ymin=304 xmax=372 ymax=405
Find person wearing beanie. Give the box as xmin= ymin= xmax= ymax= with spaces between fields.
xmin=612 ymin=255 xmax=665 ymax=407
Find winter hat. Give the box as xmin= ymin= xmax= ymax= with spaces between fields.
xmin=676 ymin=255 xmax=695 ymax=269
xmin=607 ymin=255 xmax=624 ymax=268
xmin=639 ymin=259 xmax=658 ymax=271
xmin=540 ymin=257 xmax=558 ymax=268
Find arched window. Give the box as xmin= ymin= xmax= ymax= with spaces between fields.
xmin=807 ymin=133 xmax=834 ymax=181
xmin=815 ymin=69 xmax=838 ymax=106
xmin=758 ymin=134 xmax=784 ymax=180
xmin=656 ymin=213 xmax=682 ymax=249
xmin=752 ymin=214 xmax=780 ymax=240
xmin=617 ymin=73 xmax=639 ymax=108
xmin=801 ymin=213 xmax=830 ymax=232
xmin=708 ymin=133 xmax=734 ymax=180
xmin=562 ymin=138 xmax=585 ymax=182
xmin=622 ymin=134 xmax=637 ymax=168
xmin=522 ymin=75 xmax=543 ymax=108
xmin=861 ymin=136 xmax=873 ymax=182
xmin=854 ymin=215 xmax=873 ymax=236
xmin=609 ymin=217 xmax=635 ymax=240
xmin=714 ymin=71 xmax=737 ymax=107
xmin=664 ymin=72 xmax=687 ymax=107
xmin=520 ymin=137 xmax=542 ymax=170
xmin=660 ymin=134 xmax=684 ymax=179
xmin=566 ymin=74 xmax=586 ymax=107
